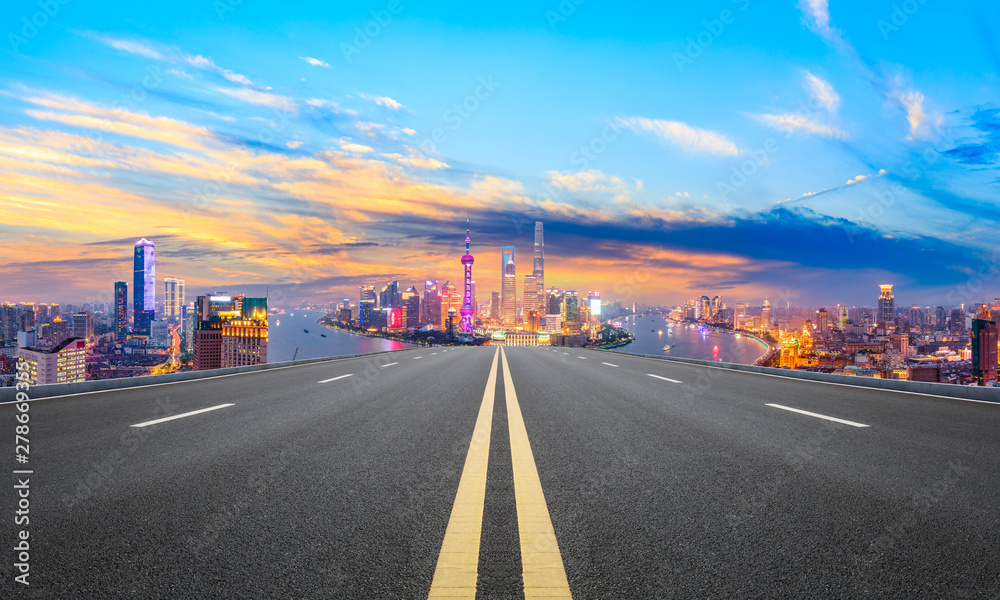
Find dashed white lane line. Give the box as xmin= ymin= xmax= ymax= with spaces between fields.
xmin=131 ymin=404 xmax=235 ymax=428
xmin=432 ymin=352 xmax=438 ymax=355
xmin=562 ymin=352 xmax=570 ymax=355
xmin=647 ymin=373 xmax=683 ymax=384
xmin=577 ymin=356 xmax=587 ymax=359
xmin=413 ymin=356 xmax=423 ymax=360
xmin=380 ymin=362 xmax=399 ymax=368
xmin=602 ymin=362 xmax=619 ymax=368
xmin=766 ymin=403 xmax=870 ymax=428
xmin=318 ymin=374 xmax=354 ymax=383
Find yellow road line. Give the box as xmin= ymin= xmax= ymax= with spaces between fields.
xmin=500 ymin=348 xmax=573 ymax=599
xmin=428 ymin=347 xmax=500 ymax=599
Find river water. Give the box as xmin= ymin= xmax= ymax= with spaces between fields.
xmin=267 ymin=310 xmax=418 ymax=363
xmin=610 ymin=314 xmax=767 ymax=365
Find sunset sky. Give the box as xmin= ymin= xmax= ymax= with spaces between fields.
xmin=1 ymin=1 xmax=998 ymax=309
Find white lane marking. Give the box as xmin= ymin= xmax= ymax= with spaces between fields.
xmin=413 ymin=356 xmax=423 ymax=360
xmin=432 ymin=352 xmax=438 ymax=355
xmin=602 ymin=362 xmax=619 ymax=367
xmin=562 ymin=352 xmax=569 ymax=355
xmin=380 ymin=362 xmax=398 ymax=368
xmin=131 ymin=404 xmax=235 ymax=428
xmin=318 ymin=374 xmax=354 ymax=383
xmin=578 ymin=356 xmax=587 ymax=359
xmin=647 ymin=373 xmax=683 ymax=384
xmin=766 ymin=403 xmax=870 ymax=428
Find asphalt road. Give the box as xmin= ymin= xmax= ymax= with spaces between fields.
xmin=3 ymin=346 xmax=999 ymax=598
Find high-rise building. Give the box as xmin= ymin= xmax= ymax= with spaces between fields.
xmin=533 ymin=221 xmax=544 ymax=292
xmin=878 ymin=285 xmax=895 ymax=327
xmin=501 ymin=246 xmax=516 ymax=328
xmin=163 ymin=277 xmax=185 ymax=322
xmin=562 ymin=291 xmax=579 ymax=326
xmin=547 ymin=288 xmax=563 ymax=316
xmin=133 ymin=238 xmax=155 ymax=335
xmin=711 ymin=296 xmax=722 ymax=318
xmin=972 ymin=316 xmax=998 ymax=386
xmin=379 ymin=281 xmax=400 ymax=309
xmin=588 ymin=291 xmax=602 ymax=317
xmin=440 ymin=282 xmax=460 ymax=330
xmin=699 ymin=296 xmax=711 ymax=320
xmin=490 ymin=291 xmax=500 ymax=320
xmin=114 ymin=282 xmax=128 ymax=340
xmin=359 ymin=285 xmax=376 ymax=304
xmin=459 ymin=224 xmax=476 ymax=334
xmin=523 ymin=275 xmax=539 ymax=316
xmin=422 ymin=281 xmax=439 ymax=326
xmin=17 ymin=338 xmax=86 ymax=385
xmin=761 ymin=298 xmax=772 ymax=330
xmin=1 ymin=304 xmax=17 ymax=344
xmin=221 ymin=301 xmax=268 ymax=368
xmin=816 ymin=308 xmax=828 ymax=333
xmin=358 ymin=300 xmax=375 ymax=329
xmin=72 ymin=312 xmax=94 ymax=340
xmin=403 ymin=286 xmax=420 ymax=329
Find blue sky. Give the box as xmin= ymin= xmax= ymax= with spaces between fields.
xmin=0 ymin=0 xmax=998 ymax=308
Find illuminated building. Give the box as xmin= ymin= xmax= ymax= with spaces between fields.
xmin=17 ymin=337 xmax=86 ymax=385
xmin=503 ymin=331 xmax=539 ymax=346
xmin=221 ymin=317 xmax=268 ymax=367
xmin=163 ymin=277 xmax=185 ymax=322
xmin=379 ymin=281 xmax=400 ymax=309
xmin=545 ymin=313 xmax=562 ymax=334
xmin=389 ymin=307 xmax=404 ymax=330
xmin=533 ymin=221 xmax=544 ymax=293
xmin=72 ymin=313 xmax=94 ymax=340
xmin=338 ymin=308 xmax=352 ymax=323
xmin=459 ymin=224 xmax=476 ymax=334
xmin=972 ymin=316 xmax=998 ymax=386
xmin=526 ymin=309 xmax=541 ymax=332
xmin=358 ymin=300 xmax=375 ymax=329
xmin=523 ymin=275 xmax=539 ymax=316
xmin=133 ymin=238 xmax=155 ymax=335
xmin=403 ymin=286 xmax=420 ymax=329
xmin=422 ymin=281 xmax=439 ymax=326
xmin=761 ymin=298 xmax=771 ymax=330
xmin=588 ymin=291 xmax=602 ymax=317
xmin=114 ymin=282 xmax=128 ymax=340
xmin=440 ymin=282 xmax=460 ymax=330
xmin=1 ymin=304 xmax=16 ymax=344
xmin=698 ymin=296 xmax=711 ymax=319
xmin=578 ymin=305 xmax=591 ymax=328
xmin=816 ymin=308 xmax=828 ymax=333
xmin=889 ymin=333 xmax=909 ymax=356
xmin=193 ymin=330 xmax=223 ymax=371
xmin=501 ymin=246 xmax=516 ymax=328
xmin=711 ymin=296 xmax=722 ymax=318
xmin=547 ymin=288 xmax=562 ymax=316
xmin=734 ymin=303 xmax=747 ymax=328
xmin=359 ymin=285 xmax=377 ymax=304
xmin=780 ymin=339 xmax=799 ymax=369
xmin=878 ymin=285 xmax=895 ymax=328
xmin=562 ymin=291 xmax=578 ymax=327
xmin=490 ymin=291 xmax=500 ymax=320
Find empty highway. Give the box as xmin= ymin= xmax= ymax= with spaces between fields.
xmin=3 ymin=346 xmax=999 ymax=598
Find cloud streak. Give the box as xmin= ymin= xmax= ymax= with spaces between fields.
xmin=616 ymin=116 xmax=742 ymax=157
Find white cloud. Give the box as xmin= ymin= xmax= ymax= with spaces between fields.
xmin=94 ymin=36 xmax=166 ymax=60
xmin=286 ymin=140 xmax=304 ymax=149
xmin=804 ymin=72 xmax=840 ymax=112
xmin=185 ymin=54 xmax=253 ymax=86
xmin=214 ymin=87 xmax=295 ymax=111
xmin=339 ymin=141 xmax=374 ymax=153
xmin=616 ymin=116 xmax=742 ymax=157
xmin=299 ymin=56 xmax=330 ymax=68
xmin=877 ymin=168 xmax=887 ymax=176
xmin=360 ymin=94 xmax=404 ymax=111
xmin=896 ymin=89 xmax=943 ymax=140
xmin=752 ymin=113 xmax=846 ymax=139
xmin=846 ymin=174 xmax=866 ymax=185
xmin=547 ymin=169 xmax=628 ymax=193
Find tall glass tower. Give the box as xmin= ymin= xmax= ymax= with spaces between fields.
xmin=532 ymin=221 xmax=544 ymax=307
xmin=501 ymin=246 xmax=516 ymax=328
xmin=114 ymin=281 xmax=128 ymax=339
xmin=133 ymin=238 xmax=155 ymax=335
xmin=459 ymin=223 xmax=475 ymax=335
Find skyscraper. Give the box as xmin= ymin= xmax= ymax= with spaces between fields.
xmin=533 ymin=221 xmax=544 ymax=291
xmin=403 ymin=286 xmax=420 ymax=329
xmin=523 ymin=275 xmax=539 ymax=316
xmin=459 ymin=224 xmax=476 ymax=334
xmin=761 ymin=298 xmax=771 ymax=330
xmin=501 ymin=246 xmax=516 ymax=328
xmin=114 ymin=282 xmax=128 ymax=339
xmin=816 ymin=308 xmax=828 ymax=333
xmin=379 ymin=281 xmax=400 ymax=309
xmin=422 ymin=281 xmax=439 ymax=326
xmin=133 ymin=238 xmax=155 ymax=335
xmin=878 ymin=285 xmax=895 ymax=327
xmin=163 ymin=277 xmax=185 ymax=322
xmin=490 ymin=291 xmax=500 ymax=320
xmin=972 ymin=314 xmax=998 ymax=386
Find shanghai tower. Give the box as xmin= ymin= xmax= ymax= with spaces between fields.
xmin=533 ymin=221 xmax=544 ymax=289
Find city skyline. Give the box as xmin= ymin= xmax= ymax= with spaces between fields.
xmin=1 ymin=3 xmax=998 ymax=306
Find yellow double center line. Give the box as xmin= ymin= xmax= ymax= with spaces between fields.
xmin=428 ymin=347 xmax=572 ymax=599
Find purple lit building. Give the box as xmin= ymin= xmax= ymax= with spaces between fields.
xmin=459 ymin=223 xmax=475 ymax=334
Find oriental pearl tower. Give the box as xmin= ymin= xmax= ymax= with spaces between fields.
xmin=459 ymin=221 xmax=475 ymax=335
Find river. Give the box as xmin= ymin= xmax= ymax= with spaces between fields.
xmin=267 ymin=309 xmax=418 ymax=363
xmin=610 ymin=314 xmax=767 ymax=365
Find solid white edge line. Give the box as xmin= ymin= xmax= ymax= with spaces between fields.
xmin=648 ymin=373 xmax=683 ymax=384
xmin=601 ymin=362 xmax=619 ymax=367
xmin=598 ymin=351 xmax=1000 ymax=406
xmin=318 ymin=374 xmax=354 ymax=384
xmin=131 ymin=403 xmax=235 ymax=428
xmin=766 ymin=403 xmax=870 ymax=428
xmin=379 ymin=362 xmax=399 ymax=367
